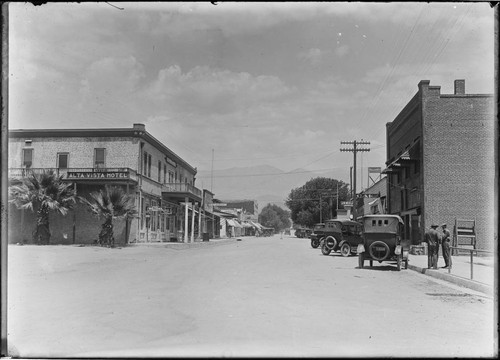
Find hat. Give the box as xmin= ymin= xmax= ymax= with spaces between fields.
xmin=441 ymin=223 xmax=447 ymax=227
xmin=430 ymin=224 xmax=439 ymax=228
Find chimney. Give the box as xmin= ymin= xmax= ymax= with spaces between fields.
xmin=454 ymin=79 xmax=465 ymax=95
xmin=133 ymin=123 xmax=146 ymax=131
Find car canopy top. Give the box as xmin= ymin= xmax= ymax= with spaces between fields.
xmin=362 ymin=215 xmax=404 ymax=234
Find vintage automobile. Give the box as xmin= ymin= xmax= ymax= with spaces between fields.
xmin=295 ymin=228 xmax=312 ymax=239
xmin=309 ymin=223 xmax=325 ymax=248
xmin=357 ymin=214 xmax=409 ymax=271
xmin=317 ymin=219 xmax=363 ymax=256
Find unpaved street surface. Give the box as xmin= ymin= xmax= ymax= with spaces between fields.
xmin=7 ymin=236 xmax=496 ymax=357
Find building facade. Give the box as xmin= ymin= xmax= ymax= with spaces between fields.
xmin=8 ymin=123 xmax=205 ymax=245
xmin=384 ymin=80 xmax=495 ymax=250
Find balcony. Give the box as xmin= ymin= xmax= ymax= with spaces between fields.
xmin=162 ymin=182 xmax=202 ymax=203
xmin=8 ymin=168 xmax=139 ymax=183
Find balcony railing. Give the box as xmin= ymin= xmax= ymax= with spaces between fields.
xmin=8 ymin=168 xmax=139 ymax=182
xmin=162 ymin=182 xmax=202 ymax=198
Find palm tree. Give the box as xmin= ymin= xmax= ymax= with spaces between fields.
xmin=8 ymin=170 xmax=77 ymax=245
xmin=82 ymin=185 xmax=137 ymax=247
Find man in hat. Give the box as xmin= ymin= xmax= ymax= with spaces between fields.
xmin=441 ymin=223 xmax=452 ymax=269
xmin=424 ymin=223 xmax=441 ymax=269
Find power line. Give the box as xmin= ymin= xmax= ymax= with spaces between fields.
xmin=340 ymin=140 xmax=370 ymax=219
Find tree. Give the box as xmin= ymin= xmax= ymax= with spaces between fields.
xmin=258 ymin=203 xmax=291 ymax=232
xmin=8 ymin=170 xmax=77 ymax=245
xmin=285 ymin=177 xmax=350 ymax=228
xmin=82 ymin=185 xmax=137 ymax=247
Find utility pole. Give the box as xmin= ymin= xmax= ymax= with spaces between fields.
xmin=340 ymin=140 xmax=370 ymax=220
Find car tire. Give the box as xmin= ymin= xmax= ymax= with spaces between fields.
xmin=311 ymin=238 xmax=320 ymax=248
xmin=340 ymin=242 xmax=351 ymax=257
xmin=321 ymin=243 xmax=332 ymax=255
xmin=358 ymin=252 xmax=364 ymax=268
xmin=325 ymin=236 xmax=337 ymax=251
xmin=368 ymin=241 xmax=390 ymax=261
xmin=396 ymin=253 xmax=402 ymax=271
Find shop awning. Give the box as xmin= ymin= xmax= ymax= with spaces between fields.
xmin=383 ymin=141 xmax=419 ymax=174
xmin=227 ymin=219 xmax=242 ymax=228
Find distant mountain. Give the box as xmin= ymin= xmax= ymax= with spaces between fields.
xmin=196 ymin=164 xmax=348 ymax=212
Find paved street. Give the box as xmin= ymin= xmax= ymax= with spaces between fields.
xmin=7 ymin=235 xmax=496 ymax=358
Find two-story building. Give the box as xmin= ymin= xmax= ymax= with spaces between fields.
xmin=383 ymin=80 xmax=495 ymax=250
xmin=8 ymin=123 xmax=204 ymax=245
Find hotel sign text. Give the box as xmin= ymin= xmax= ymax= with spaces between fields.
xmin=67 ymin=171 xmax=129 ymax=180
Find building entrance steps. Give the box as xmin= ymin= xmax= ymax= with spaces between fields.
xmin=406 ymin=254 xmax=495 ymax=296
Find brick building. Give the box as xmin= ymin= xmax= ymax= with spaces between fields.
xmin=8 ymin=123 xmax=206 ymax=245
xmin=383 ymin=80 xmax=495 ymax=250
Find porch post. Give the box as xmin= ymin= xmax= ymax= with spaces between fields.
xmin=184 ymin=197 xmax=189 ymax=243
xmin=190 ymin=202 xmax=196 ymax=242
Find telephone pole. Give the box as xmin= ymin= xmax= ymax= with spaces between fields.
xmin=340 ymin=140 xmax=370 ymax=220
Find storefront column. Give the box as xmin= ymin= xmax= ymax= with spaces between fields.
xmin=190 ymin=202 xmax=196 ymax=242
xmin=184 ymin=197 xmax=189 ymax=243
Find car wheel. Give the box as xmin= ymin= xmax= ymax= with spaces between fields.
xmin=396 ymin=253 xmax=402 ymax=271
xmin=325 ymin=236 xmax=337 ymax=251
xmin=358 ymin=252 xmax=364 ymax=268
xmin=321 ymin=243 xmax=332 ymax=255
xmin=340 ymin=243 xmax=351 ymax=257
xmin=368 ymin=241 xmax=390 ymax=261
xmin=311 ymin=238 xmax=320 ymax=248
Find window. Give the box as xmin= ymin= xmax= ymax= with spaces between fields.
xmin=414 ymin=161 xmax=420 ymax=175
xmin=148 ymin=154 xmax=152 ymax=178
xmin=22 ymin=148 xmax=33 ymax=168
xmin=143 ymin=152 xmax=148 ymax=175
xmin=168 ymin=170 xmax=174 ymax=183
xmin=94 ymin=148 xmax=105 ymax=169
xmin=158 ymin=161 xmax=162 ymax=182
xmin=57 ymin=153 xmax=69 ymax=169
xmin=163 ymin=164 xmax=167 ymax=183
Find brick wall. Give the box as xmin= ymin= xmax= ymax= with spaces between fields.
xmin=422 ymin=92 xmax=495 ymax=250
xmin=9 ymin=136 xmax=138 ymax=169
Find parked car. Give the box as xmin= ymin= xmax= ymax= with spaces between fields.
xmin=309 ymin=223 xmax=325 ymax=248
xmin=316 ymin=219 xmax=363 ymax=256
xmin=357 ymin=214 xmax=408 ymax=271
xmin=295 ymin=228 xmax=312 ymax=239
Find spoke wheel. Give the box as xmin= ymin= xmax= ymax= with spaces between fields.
xmin=340 ymin=243 xmax=351 ymax=257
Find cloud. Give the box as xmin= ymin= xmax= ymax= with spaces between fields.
xmin=144 ymin=65 xmax=296 ymax=116
xmin=297 ymin=48 xmax=325 ymax=66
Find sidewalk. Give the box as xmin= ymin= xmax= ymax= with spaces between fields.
xmin=128 ymin=237 xmax=239 ymax=250
xmin=407 ymin=254 xmax=495 ymax=296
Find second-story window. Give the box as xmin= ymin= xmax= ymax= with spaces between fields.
xmin=94 ymin=148 xmax=105 ymax=169
xmin=158 ymin=161 xmax=161 ymax=182
xmin=148 ymin=154 xmax=152 ymax=178
xmin=143 ymin=152 xmax=148 ymax=176
xmin=163 ymin=164 xmax=167 ymax=183
xmin=22 ymin=148 xmax=33 ymax=168
xmin=57 ymin=153 xmax=69 ymax=169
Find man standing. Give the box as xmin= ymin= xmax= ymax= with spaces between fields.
xmin=424 ymin=223 xmax=441 ymax=269
xmin=441 ymin=223 xmax=452 ymax=269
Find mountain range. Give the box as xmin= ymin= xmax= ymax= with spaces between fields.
xmin=196 ymin=165 xmax=349 ymax=212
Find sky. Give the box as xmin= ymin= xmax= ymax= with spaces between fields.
xmin=7 ymin=2 xmax=496 ymax=191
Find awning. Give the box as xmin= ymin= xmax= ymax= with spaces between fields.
xmin=250 ymin=221 xmax=263 ymax=230
xmin=383 ymin=141 xmax=419 ymax=174
xmin=227 ymin=219 xmax=242 ymax=228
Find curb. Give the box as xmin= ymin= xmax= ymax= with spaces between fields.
xmin=407 ymin=263 xmax=494 ymax=296
xmin=128 ymin=238 xmax=240 ymax=250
